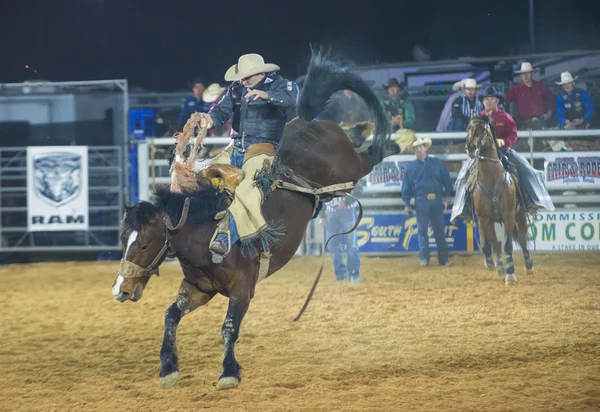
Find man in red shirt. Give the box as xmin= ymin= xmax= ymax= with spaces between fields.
xmin=505 ymin=62 xmax=556 ymax=129
xmin=451 ymin=87 xmax=554 ymax=222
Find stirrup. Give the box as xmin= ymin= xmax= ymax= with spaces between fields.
xmin=209 ymin=216 xmax=232 ymax=264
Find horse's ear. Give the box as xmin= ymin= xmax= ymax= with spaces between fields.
xmin=123 ymin=204 xmax=132 ymax=215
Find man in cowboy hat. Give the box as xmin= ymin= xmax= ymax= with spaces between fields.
xmin=449 ymin=78 xmax=484 ymax=132
xmin=451 ymin=86 xmax=554 ymax=223
xmin=436 ymin=79 xmax=466 ymax=132
xmin=382 ymin=78 xmax=415 ymax=132
xmin=505 ymin=62 xmax=556 ymax=129
xmin=177 ymin=77 xmax=211 ymax=129
xmin=555 ymin=71 xmax=595 ymax=129
xmin=194 ymin=53 xmax=299 ymax=263
xmin=402 ymin=136 xmax=453 ymax=266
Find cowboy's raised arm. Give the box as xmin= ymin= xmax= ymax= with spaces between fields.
xmin=207 ymin=85 xmax=235 ymax=128
xmin=266 ymin=78 xmax=299 ymax=108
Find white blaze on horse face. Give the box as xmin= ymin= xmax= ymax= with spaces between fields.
xmin=125 ymin=231 xmax=138 ymax=259
xmin=112 ymin=275 xmax=125 ymax=297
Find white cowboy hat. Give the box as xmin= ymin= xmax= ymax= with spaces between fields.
xmin=462 ymin=78 xmax=482 ymax=89
xmin=202 ymin=83 xmax=226 ymax=103
xmin=412 ymin=136 xmax=432 ymax=150
xmin=555 ymin=71 xmax=579 ymax=85
xmin=224 ymin=53 xmax=280 ymax=82
xmin=514 ymin=62 xmax=540 ymax=74
xmin=452 ymin=79 xmax=466 ymax=92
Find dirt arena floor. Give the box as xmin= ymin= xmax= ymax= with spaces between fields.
xmin=1 ymin=252 xmax=600 ymax=412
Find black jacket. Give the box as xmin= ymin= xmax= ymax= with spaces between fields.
xmin=209 ymin=73 xmax=299 ymax=144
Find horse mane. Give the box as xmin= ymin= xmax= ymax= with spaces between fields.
xmin=123 ymin=181 xmax=229 ymax=232
xmin=294 ymin=46 xmax=390 ymax=163
xmin=153 ymin=182 xmax=229 ymax=227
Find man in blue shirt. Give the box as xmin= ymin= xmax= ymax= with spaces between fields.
xmin=177 ymin=77 xmax=211 ymax=129
xmin=402 ymin=137 xmax=453 ymax=266
xmin=555 ymin=72 xmax=595 ymax=129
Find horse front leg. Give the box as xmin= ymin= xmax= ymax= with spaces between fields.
xmin=503 ymin=226 xmax=517 ymax=285
xmin=216 ymin=285 xmax=252 ymax=390
xmin=478 ymin=219 xmax=495 ymax=270
xmin=160 ymin=279 xmax=215 ymax=388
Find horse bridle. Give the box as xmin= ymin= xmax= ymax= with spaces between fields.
xmin=118 ymin=197 xmax=191 ymax=280
xmin=467 ymin=120 xmax=500 ymax=163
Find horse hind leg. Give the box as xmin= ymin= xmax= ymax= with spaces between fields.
xmin=216 ymin=281 xmax=253 ymax=390
xmin=516 ymin=208 xmax=534 ymax=274
xmin=160 ymin=279 xmax=215 ymax=389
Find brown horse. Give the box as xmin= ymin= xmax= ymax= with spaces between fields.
xmin=111 ymin=50 xmax=393 ymax=390
xmin=465 ymin=116 xmax=533 ymax=285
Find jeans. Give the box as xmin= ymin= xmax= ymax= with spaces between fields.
xmin=415 ymin=196 xmax=449 ymax=264
xmin=325 ymin=208 xmax=360 ymax=281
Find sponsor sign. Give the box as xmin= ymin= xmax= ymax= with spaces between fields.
xmin=352 ymin=212 xmax=471 ymax=253
xmin=362 ymin=155 xmax=411 ymax=193
xmin=27 ymin=146 xmax=89 ymax=231
xmin=543 ymin=152 xmax=600 ymax=190
xmin=472 ymin=210 xmax=600 ymax=251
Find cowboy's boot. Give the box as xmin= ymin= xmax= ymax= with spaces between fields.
xmin=209 ymin=211 xmax=230 ymax=264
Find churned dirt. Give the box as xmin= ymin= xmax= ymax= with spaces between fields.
xmin=1 ymin=252 xmax=599 ymax=412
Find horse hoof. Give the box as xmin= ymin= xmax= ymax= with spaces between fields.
xmin=497 ymin=269 xmax=506 ymax=276
xmin=160 ymin=371 xmax=180 ymax=389
xmin=216 ymin=376 xmax=240 ymax=390
xmin=505 ymin=274 xmax=517 ymax=285
xmin=526 ymin=268 xmax=534 ymax=275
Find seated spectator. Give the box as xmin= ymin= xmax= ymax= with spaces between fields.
xmin=177 ymin=77 xmax=211 ymax=129
xmin=436 ymin=79 xmax=465 ymax=132
xmin=449 ymin=78 xmax=483 ymax=131
xmin=202 ymin=83 xmax=232 ymax=136
xmin=555 ymin=72 xmax=595 ymax=129
xmin=505 ymin=62 xmax=556 ymax=129
xmin=382 ymin=78 xmax=415 ymax=132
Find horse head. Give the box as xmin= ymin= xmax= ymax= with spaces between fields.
xmin=112 ymin=202 xmax=169 ymax=303
xmin=466 ymin=115 xmax=495 ymax=159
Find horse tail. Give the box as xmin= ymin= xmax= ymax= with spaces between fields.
xmin=296 ymin=47 xmax=391 ymax=163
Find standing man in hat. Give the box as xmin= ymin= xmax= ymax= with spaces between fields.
xmin=402 ymin=136 xmax=453 ymax=266
xmin=555 ymin=71 xmax=595 ymax=129
xmin=382 ymin=78 xmax=415 ymax=132
xmin=505 ymin=62 xmax=556 ymax=129
xmin=436 ymin=79 xmax=466 ymax=132
xmin=193 ymin=53 xmax=299 ymax=263
xmin=177 ymin=77 xmax=211 ymax=129
xmin=449 ymin=78 xmax=484 ymax=131
xmin=451 ymin=86 xmax=554 ymax=223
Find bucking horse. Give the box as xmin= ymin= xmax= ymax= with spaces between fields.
xmin=111 ymin=50 xmax=393 ymax=390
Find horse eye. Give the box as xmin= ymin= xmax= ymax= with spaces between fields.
xmin=140 ymin=244 xmax=149 ymax=252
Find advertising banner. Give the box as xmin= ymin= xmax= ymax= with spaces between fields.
xmin=543 ymin=152 xmax=600 ymax=190
xmin=27 ymin=146 xmax=89 ymax=231
xmin=353 ymin=212 xmax=472 ymax=253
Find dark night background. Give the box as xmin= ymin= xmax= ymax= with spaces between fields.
xmin=2 ymin=0 xmax=599 ymax=91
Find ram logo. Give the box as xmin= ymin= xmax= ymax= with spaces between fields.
xmin=33 ymin=152 xmax=82 ymax=207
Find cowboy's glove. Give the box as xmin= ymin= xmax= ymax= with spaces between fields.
xmin=496 ymin=139 xmax=505 ymax=148
xmin=199 ymin=113 xmax=214 ymax=129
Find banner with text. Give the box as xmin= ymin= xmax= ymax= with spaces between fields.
xmin=543 ymin=152 xmax=600 ymax=190
xmin=471 ymin=210 xmax=600 ymax=251
xmin=362 ymin=155 xmax=411 ymax=193
xmin=27 ymin=146 xmax=89 ymax=231
xmin=352 ymin=212 xmax=472 ymax=253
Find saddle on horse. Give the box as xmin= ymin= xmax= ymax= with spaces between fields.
xmin=451 ymin=149 xmax=555 ymax=223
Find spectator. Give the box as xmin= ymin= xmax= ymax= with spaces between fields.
xmin=449 ymin=78 xmax=484 ymax=131
xmin=382 ymin=78 xmax=415 ymax=131
xmin=402 ymin=136 xmax=453 ymax=267
xmin=436 ymin=80 xmax=465 ymax=132
xmin=505 ymin=62 xmax=556 ymax=129
xmin=177 ymin=77 xmax=211 ymax=129
xmin=319 ymin=187 xmax=362 ymax=282
xmin=318 ymin=89 xmax=369 ymax=125
xmin=555 ymin=72 xmax=595 ymax=129
xmin=202 ymin=83 xmax=232 ymax=137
